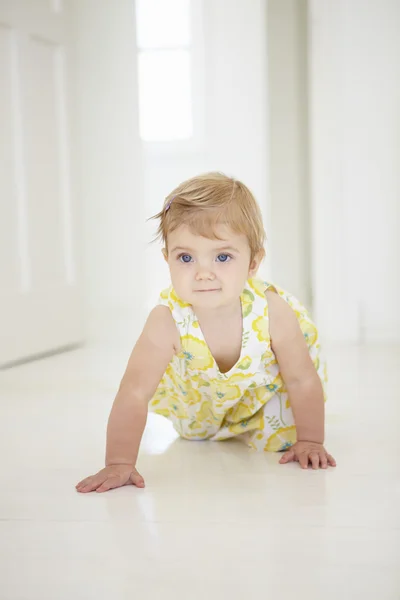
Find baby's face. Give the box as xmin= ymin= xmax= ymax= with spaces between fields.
xmin=164 ymin=224 xmax=260 ymax=309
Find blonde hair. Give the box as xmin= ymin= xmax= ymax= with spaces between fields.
xmin=152 ymin=172 xmax=266 ymax=259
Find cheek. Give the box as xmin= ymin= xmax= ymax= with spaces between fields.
xmin=217 ymin=259 xmax=248 ymax=276
xmin=169 ymin=262 xmax=193 ymax=285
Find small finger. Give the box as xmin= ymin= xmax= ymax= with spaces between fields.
xmin=77 ymin=482 xmax=98 ymax=493
xmin=327 ymin=454 xmax=337 ymax=467
xmin=299 ymin=453 xmax=309 ymax=469
xmin=130 ymin=470 xmax=145 ymax=487
xmin=279 ymin=449 xmax=294 ymax=464
xmin=310 ymin=452 xmax=320 ymax=470
xmin=80 ymin=477 xmax=109 ymax=493
xmin=76 ymin=477 xmax=93 ymax=489
xmin=320 ymin=453 xmax=328 ymax=469
xmin=76 ymin=480 xmax=96 ymax=493
xmin=96 ymin=477 xmax=121 ymax=494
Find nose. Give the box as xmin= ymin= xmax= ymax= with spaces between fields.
xmin=195 ymin=264 xmax=216 ymax=281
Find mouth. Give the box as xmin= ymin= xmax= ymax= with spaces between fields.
xmin=194 ymin=289 xmax=221 ymax=293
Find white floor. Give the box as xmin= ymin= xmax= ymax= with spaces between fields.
xmin=0 ymin=343 xmax=399 ymax=600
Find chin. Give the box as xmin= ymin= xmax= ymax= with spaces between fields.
xmin=192 ymin=292 xmax=227 ymax=307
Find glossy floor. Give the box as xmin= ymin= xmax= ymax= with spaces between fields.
xmin=0 ymin=344 xmax=399 ymax=600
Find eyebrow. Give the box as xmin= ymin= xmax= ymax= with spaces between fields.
xmin=170 ymin=246 xmax=241 ymax=254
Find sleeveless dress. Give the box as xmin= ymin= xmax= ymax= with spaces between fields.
xmin=149 ymin=278 xmax=327 ymax=452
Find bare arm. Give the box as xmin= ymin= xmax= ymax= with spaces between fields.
xmin=76 ymin=305 xmax=179 ymax=492
xmin=266 ymin=290 xmax=324 ymax=444
xmin=267 ymin=290 xmax=335 ymax=469
xmin=106 ymin=305 xmax=178 ymax=467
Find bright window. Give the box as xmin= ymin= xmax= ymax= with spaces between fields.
xmin=135 ymin=0 xmax=193 ymax=142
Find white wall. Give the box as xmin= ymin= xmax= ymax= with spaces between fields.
xmin=203 ymin=0 xmax=269 ymax=225
xmin=70 ymin=0 xmax=400 ymax=345
xmin=72 ymin=0 xmax=146 ymax=343
xmin=144 ymin=0 xmax=270 ymax=306
xmin=309 ymin=0 xmax=400 ymax=343
xmin=267 ymin=0 xmax=310 ymax=306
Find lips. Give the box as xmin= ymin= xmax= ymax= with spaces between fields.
xmin=194 ymin=289 xmax=221 ymax=292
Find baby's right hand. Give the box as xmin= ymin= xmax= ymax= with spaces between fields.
xmin=75 ymin=464 xmax=145 ymax=494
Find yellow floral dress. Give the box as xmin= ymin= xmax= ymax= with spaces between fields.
xmin=149 ymin=278 xmax=327 ymax=452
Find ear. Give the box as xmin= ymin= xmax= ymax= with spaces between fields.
xmin=162 ymin=248 xmax=168 ymax=262
xmin=248 ymin=249 xmax=265 ymax=277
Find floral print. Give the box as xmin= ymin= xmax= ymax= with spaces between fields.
xmin=149 ymin=278 xmax=327 ymax=451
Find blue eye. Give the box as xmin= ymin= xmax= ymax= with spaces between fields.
xmin=179 ymin=254 xmax=193 ymax=263
xmin=216 ymin=254 xmax=231 ymax=263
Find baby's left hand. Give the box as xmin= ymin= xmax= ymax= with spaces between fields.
xmin=279 ymin=441 xmax=336 ymax=470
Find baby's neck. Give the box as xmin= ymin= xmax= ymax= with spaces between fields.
xmin=193 ymin=297 xmax=242 ymax=324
